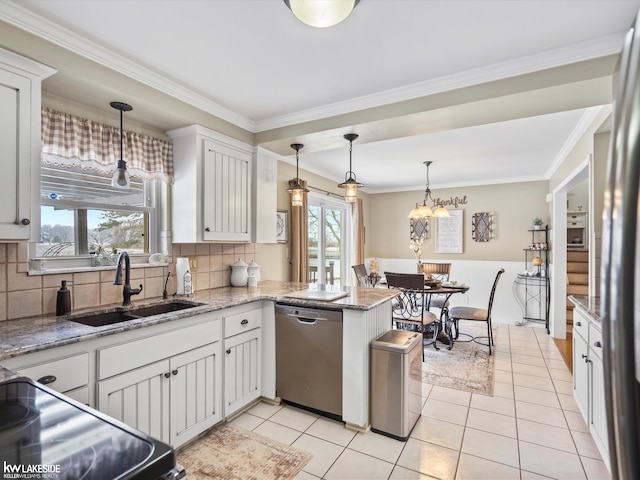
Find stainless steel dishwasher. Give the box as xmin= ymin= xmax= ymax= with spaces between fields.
xmin=275 ymin=303 xmax=343 ymax=420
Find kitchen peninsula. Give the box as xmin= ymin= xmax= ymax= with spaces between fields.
xmin=0 ymin=281 xmax=396 ymax=439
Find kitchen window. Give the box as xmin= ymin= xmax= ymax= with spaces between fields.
xmin=30 ymin=108 xmax=172 ymax=270
xmin=34 ymin=164 xmax=159 ymax=265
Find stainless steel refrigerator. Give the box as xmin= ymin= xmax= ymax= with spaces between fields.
xmin=601 ymin=11 xmax=640 ymax=480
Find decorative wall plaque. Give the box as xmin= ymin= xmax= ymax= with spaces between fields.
xmin=435 ymin=209 xmax=463 ymax=253
xmin=472 ymin=212 xmax=494 ymax=242
xmin=410 ymin=217 xmax=429 ymax=242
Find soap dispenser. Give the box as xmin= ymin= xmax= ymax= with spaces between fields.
xmin=56 ymin=280 xmax=72 ymax=316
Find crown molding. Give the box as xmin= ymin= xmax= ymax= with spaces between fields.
xmin=255 ymin=35 xmax=623 ymax=132
xmin=546 ymin=105 xmax=609 ymax=178
xmin=0 ymin=0 xmax=624 ymax=136
xmin=0 ymin=1 xmax=255 ymax=131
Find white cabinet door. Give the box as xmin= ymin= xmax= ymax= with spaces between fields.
xmin=0 ymin=69 xmax=34 ymax=239
xmin=224 ymin=328 xmax=261 ymax=416
xmin=572 ymin=330 xmax=589 ymax=420
xmin=170 ymin=342 xmax=222 ymax=447
xmin=97 ymin=360 xmax=171 ymax=444
xmin=203 ymin=139 xmax=250 ymax=242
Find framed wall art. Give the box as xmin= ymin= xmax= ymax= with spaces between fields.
xmin=276 ymin=210 xmax=288 ymax=243
xmin=435 ymin=209 xmax=463 ymax=253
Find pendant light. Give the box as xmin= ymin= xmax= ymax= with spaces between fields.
xmin=110 ymin=101 xmax=132 ymax=189
xmin=284 ymin=0 xmax=359 ymax=28
xmin=338 ymin=133 xmax=363 ymax=202
xmin=408 ymin=161 xmax=450 ymax=219
xmin=287 ymin=143 xmax=309 ymax=207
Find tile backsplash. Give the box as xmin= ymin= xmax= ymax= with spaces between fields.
xmin=0 ymin=242 xmax=260 ymax=321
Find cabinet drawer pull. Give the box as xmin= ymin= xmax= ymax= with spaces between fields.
xmin=37 ymin=375 xmax=56 ymax=385
xmin=241 ymin=319 xmax=249 ymax=325
xmin=594 ymin=341 xmax=602 ymax=348
xmin=575 ymin=321 xmax=582 ymax=327
xmin=164 ymin=372 xmax=171 ymax=378
xmin=172 ymin=369 xmax=179 ymax=376
xmin=226 ymin=348 xmax=231 ymax=355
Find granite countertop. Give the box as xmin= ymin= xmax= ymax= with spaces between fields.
xmin=568 ymin=295 xmax=601 ymax=322
xmin=0 ymin=280 xmax=398 ymax=361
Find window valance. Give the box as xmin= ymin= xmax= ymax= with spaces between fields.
xmin=41 ymin=107 xmax=174 ymax=184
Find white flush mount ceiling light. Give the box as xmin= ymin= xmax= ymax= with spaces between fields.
xmin=284 ymin=0 xmax=359 ymax=28
xmin=110 ymin=101 xmax=132 ymax=189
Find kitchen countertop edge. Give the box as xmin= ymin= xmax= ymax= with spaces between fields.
xmin=0 ymin=281 xmax=398 ymax=361
xmin=568 ymin=294 xmax=601 ymax=323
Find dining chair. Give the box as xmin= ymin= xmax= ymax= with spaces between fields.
xmin=352 ymin=264 xmax=369 ymax=287
xmin=385 ymin=272 xmax=439 ymax=360
xmin=448 ymin=268 xmax=505 ymax=355
xmin=418 ymin=262 xmax=452 ymax=312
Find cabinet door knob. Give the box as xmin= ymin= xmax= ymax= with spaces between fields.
xmin=172 ymin=369 xmax=179 ymax=376
xmin=205 ymin=227 xmax=211 ymax=232
xmin=575 ymin=321 xmax=582 ymax=327
xmin=37 ymin=375 xmax=56 ymax=385
xmin=226 ymin=348 xmax=231 ymax=355
xmin=593 ymin=341 xmax=602 ymax=348
xmin=164 ymin=372 xmax=171 ymax=378
xmin=581 ymin=354 xmax=588 ymax=360
xmin=20 ymin=218 xmax=30 ymax=225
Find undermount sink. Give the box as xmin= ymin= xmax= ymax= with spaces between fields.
xmin=69 ymin=300 xmax=205 ymax=327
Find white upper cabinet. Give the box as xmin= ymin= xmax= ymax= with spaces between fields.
xmin=0 ymin=49 xmax=55 ymax=240
xmin=168 ymin=125 xmax=253 ymax=242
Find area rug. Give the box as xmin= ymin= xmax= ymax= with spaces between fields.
xmin=176 ymin=423 xmax=312 ymax=480
xmin=420 ymin=321 xmax=496 ymax=396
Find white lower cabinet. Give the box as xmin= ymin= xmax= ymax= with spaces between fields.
xmin=223 ymin=304 xmax=262 ymax=417
xmin=96 ymin=315 xmax=223 ymax=448
xmin=571 ymin=306 xmax=610 ymax=471
xmin=3 ymin=351 xmax=90 ymax=404
xmin=98 ymin=342 xmax=221 ymax=448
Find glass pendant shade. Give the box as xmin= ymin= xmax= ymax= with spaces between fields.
xmin=433 ymin=205 xmax=451 ymax=218
xmin=338 ymin=133 xmax=362 ymax=202
xmin=110 ymin=101 xmax=132 ymax=190
xmin=111 ymin=160 xmax=130 ymax=188
xmin=287 ymin=143 xmax=309 ymax=206
xmin=284 ymin=0 xmax=358 ymax=28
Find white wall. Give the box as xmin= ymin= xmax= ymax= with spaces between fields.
xmin=370 ymin=258 xmax=544 ymax=327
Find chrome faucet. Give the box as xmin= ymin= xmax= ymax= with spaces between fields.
xmin=113 ymin=251 xmax=143 ymax=306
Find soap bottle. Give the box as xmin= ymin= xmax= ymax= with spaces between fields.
xmin=56 ymin=280 xmax=72 ymax=316
xmin=183 ymin=270 xmax=193 ymax=296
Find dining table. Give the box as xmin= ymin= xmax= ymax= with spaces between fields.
xmin=422 ymin=283 xmax=470 ymax=349
xmin=377 ymin=277 xmax=469 ymax=350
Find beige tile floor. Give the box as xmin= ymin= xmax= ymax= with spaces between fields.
xmin=229 ymin=323 xmax=612 ymax=480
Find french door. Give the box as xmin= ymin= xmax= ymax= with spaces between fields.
xmin=308 ymin=194 xmax=351 ymax=286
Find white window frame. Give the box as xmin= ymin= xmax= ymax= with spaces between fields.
xmin=308 ymin=192 xmax=352 ymax=286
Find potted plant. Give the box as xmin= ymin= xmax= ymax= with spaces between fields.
xmin=532 ymin=216 xmax=544 ymax=230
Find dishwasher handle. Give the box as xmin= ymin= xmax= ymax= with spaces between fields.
xmin=290 ymin=314 xmax=324 ymax=324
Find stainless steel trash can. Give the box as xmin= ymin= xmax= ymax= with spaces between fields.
xmin=371 ymin=330 xmax=424 ymax=441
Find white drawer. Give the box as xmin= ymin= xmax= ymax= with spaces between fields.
xmin=590 ymin=324 xmax=603 ymax=359
xmin=224 ymin=308 xmax=261 ymax=338
xmin=18 ymin=352 xmax=89 ymax=394
xmin=98 ymin=317 xmax=221 ymax=380
xmin=573 ymin=310 xmax=589 ymax=341
xmin=567 ymin=215 xmax=585 ymax=227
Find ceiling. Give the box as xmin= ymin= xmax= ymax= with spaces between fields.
xmin=2 ymin=0 xmax=640 ymax=193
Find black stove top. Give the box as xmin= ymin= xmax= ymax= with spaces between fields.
xmin=0 ymin=378 xmax=177 ymax=479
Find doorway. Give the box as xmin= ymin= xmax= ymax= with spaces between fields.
xmin=307 ymin=193 xmax=351 ymax=286
xmin=550 ymin=154 xmax=592 ymax=340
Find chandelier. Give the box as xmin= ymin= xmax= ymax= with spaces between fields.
xmin=408 ymin=161 xmax=450 ymax=219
